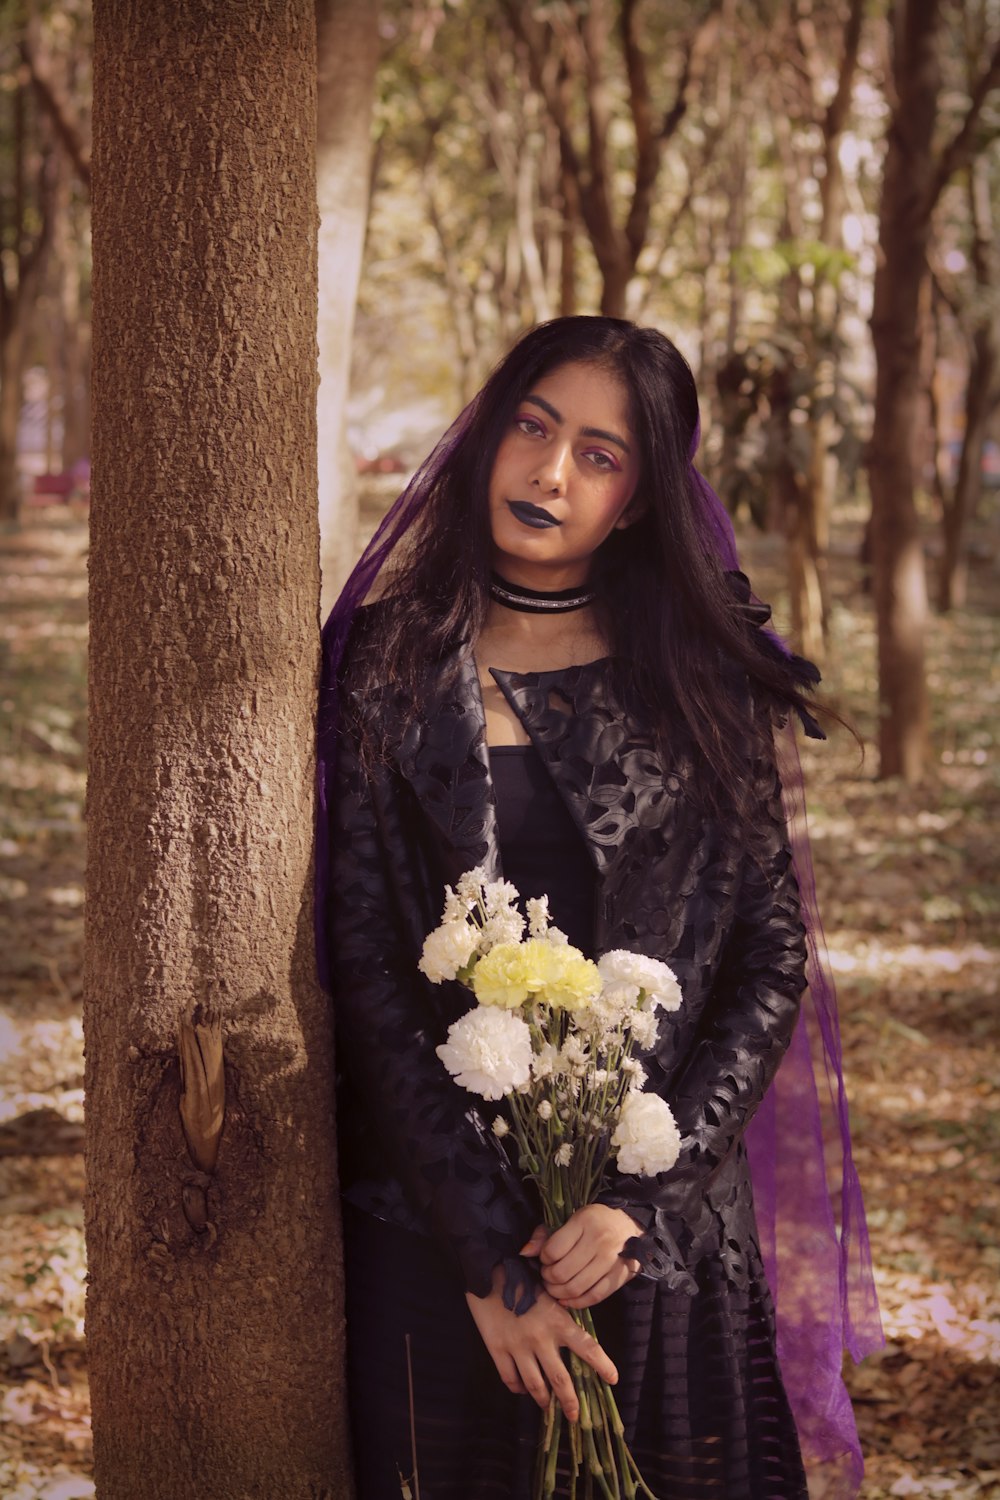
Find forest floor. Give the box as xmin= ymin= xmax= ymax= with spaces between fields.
xmin=0 ymin=499 xmax=997 ymax=1499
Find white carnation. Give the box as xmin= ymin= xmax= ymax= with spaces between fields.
xmin=436 ymin=1007 xmax=533 ymax=1100
xmin=597 ymin=950 xmax=683 ymax=1012
xmin=531 ymin=1042 xmax=560 ymax=1081
xmin=456 ymin=865 xmax=492 ymax=904
xmin=480 ymin=906 xmax=526 ymax=950
xmin=554 ymin=1143 xmax=574 ymax=1167
xmin=560 ymin=1035 xmax=589 ymax=1074
xmin=621 ymin=1056 xmax=646 ymax=1092
xmin=441 ymin=884 xmax=473 ymax=923
xmin=611 ymin=1091 xmax=681 ymax=1176
xmin=492 ymin=1116 xmax=510 ymax=1138
xmin=526 ymin=896 xmax=550 ymax=937
xmin=483 ymin=878 xmax=521 ymax=915
xmin=628 ymin=1008 xmax=659 ymax=1049
xmin=547 ymin=925 xmax=570 ymax=947
xmin=536 ymin=1099 xmax=553 ymax=1120
xmin=419 ymin=918 xmax=480 ymax=984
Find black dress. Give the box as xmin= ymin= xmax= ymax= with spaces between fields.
xmin=340 ymin=742 xmax=808 ymax=1499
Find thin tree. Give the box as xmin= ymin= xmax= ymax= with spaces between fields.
xmin=0 ymin=31 xmax=57 ymax=522
xmin=868 ymin=0 xmax=1000 ymax=780
xmin=317 ymin=0 xmax=380 ymax=611
xmin=503 ymin=0 xmax=722 ymax=317
xmin=86 ymin=3 xmax=350 ymax=1495
xmin=775 ymin=0 xmax=864 ymax=660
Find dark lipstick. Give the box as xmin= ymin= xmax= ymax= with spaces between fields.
xmin=507 ymin=500 xmax=561 ymax=529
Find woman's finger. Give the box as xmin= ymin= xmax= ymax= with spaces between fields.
xmin=539 ymin=1217 xmax=583 ymax=1265
xmin=537 ymin=1348 xmax=580 ymax=1422
xmin=565 ymin=1318 xmax=619 ymax=1385
xmin=513 ymin=1351 xmax=555 ymax=1413
xmin=559 ymin=1262 xmax=630 ymax=1309
xmin=494 ymin=1350 xmax=527 ymax=1396
xmin=519 ymin=1224 xmax=549 ymax=1258
xmin=542 ymin=1251 xmax=605 ymax=1301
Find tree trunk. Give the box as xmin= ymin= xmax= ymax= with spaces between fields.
xmin=86 ymin=5 xmax=351 ymax=1497
xmin=939 ymin=153 xmax=1000 ymax=612
xmin=867 ymin=0 xmax=937 ymax=781
xmin=316 ymin=0 xmax=380 ymax=615
xmin=61 ymin=193 xmax=90 ymax=471
xmin=0 ymin=76 xmax=55 ymax=522
xmin=558 ymin=157 xmax=579 ymax=317
xmin=939 ymin=323 xmax=997 ymax=610
xmin=598 ymin=260 xmax=631 ymax=318
xmin=0 ymin=313 xmax=27 ymax=521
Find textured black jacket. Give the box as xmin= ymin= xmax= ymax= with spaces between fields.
xmin=326 ymin=624 xmax=808 ymax=1303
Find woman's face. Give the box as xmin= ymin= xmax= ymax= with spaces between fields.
xmin=487 ymin=361 xmax=641 ymax=589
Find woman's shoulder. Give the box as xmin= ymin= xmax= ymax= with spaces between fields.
xmin=335 ymin=599 xmax=397 ymax=682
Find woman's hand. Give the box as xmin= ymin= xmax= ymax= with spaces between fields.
xmin=522 ymin=1205 xmax=643 ymax=1310
xmin=465 ymin=1265 xmax=619 ymax=1421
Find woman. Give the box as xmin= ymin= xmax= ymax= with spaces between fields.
xmin=318 ymin=318 xmax=880 ymax=1499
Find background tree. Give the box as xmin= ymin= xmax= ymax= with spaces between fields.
xmin=0 ymin=8 xmax=57 ymax=522
xmin=931 ymin=0 xmax=1000 ymax=618
xmin=23 ymin=1 xmax=93 ymax=476
xmin=937 ymin=149 xmax=1000 ymax=612
xmin=317 ymin=0 xmax=380 ymax=609
xmin=503 ymin=0 xmax=722 ymax=318
xmin=764 ymin=0 xmax=864 ymax=660
xmin=371 ymin=2 xmax=570 ymax=400
xmin=868 ymin=0 xmax=1000 ymax=780
xmin=85 ymin=2 xmax=350 ymax=1494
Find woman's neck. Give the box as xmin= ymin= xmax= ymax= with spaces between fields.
xmin=476 ymin=600 xmax=609 ymax=674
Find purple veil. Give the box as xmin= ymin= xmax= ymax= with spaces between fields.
xmin=317 ymin=400 xmax=883 ymax=1496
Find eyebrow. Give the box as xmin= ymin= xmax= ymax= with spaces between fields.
xmin=524 ymin=394 xmax=632 ymax=455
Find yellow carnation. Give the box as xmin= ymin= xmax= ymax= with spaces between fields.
xmin=471 ymin=938 xmax=601 ymax=1012
xmin=471 ymin=942 xmax=531 ymax=1008
xmin=539 ymin=946 xmax=602 ymax=1012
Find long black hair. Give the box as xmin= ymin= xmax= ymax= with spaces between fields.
xmin=362 ymin=316 xmax=825 ymax=832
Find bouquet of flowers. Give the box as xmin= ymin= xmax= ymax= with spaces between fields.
xmin=420 ymin=866 xmax=683 ymax=1500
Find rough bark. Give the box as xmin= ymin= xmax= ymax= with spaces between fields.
xmin=316 ymin=0 xmax=380 ymax=613
xmin=86 ymin=4 xmax=350 ymax=1497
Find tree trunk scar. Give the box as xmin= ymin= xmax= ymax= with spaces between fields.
xmin=178 ymin=1008 xmax=225 ymax=1174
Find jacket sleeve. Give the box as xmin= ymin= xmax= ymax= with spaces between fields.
xmin=328 ymin=694 xmax=539 ymax=1300
xmin=596 ymin=728 xmax=807 ymax=1292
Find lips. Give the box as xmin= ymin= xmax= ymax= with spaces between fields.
xmin=507 ymin=500 xmax=561 ymax=529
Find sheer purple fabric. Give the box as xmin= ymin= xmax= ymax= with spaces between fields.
xmin=317 ymin=406 xmax=883 ymax=1495
xmin=688 ymin=420 xmax=883 ymax=1490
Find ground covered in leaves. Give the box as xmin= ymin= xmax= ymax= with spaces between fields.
xmin=0 ymin=504 xmax=997 ymax=1498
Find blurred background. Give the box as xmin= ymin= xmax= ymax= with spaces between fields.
xmin=0 ymin=1 xmax=997 ymax=1496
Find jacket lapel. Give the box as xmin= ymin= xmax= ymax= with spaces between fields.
xmin=388 ymin=652 xmax=689 ymax=890
xmin=488 ymin=662 xmax=690 ymax=881
xmin=391 ymin=645 xmax=502 ymax=884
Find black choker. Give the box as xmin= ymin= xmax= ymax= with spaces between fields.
xmin=489 ymin=573 xmax=596 ymax=614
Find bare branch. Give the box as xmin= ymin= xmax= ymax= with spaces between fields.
xmin=500 ymin=1 xmax=584 ymax=192
xmin=929 ymin=36 xmax=1000 ymax=209
xmin=826 ymin=0 xmax=864 ymax=141
xmin=621 ymin=0 xmax=658 ymax=261
xmin=658 ymin=1 xmax=723 ymax=143
xmin=21 ymin=40 xmax=91 ymax=192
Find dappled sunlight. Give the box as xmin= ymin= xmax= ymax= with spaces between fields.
xmin=2 ymin=494 xmax=998 ymax=1496
xmin=827 ymin=941 xmax=992 ymax=978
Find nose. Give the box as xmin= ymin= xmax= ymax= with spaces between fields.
xmin=531 ymin=441 xmax=571 ymax=495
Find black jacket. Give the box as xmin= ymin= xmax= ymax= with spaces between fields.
xmin=326 ymin=625 xmax=807 ymax=1302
